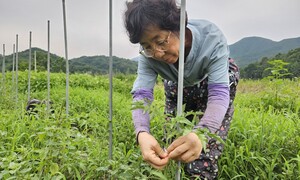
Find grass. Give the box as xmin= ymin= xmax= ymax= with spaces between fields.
xmin=0 ymin=72 xmax=299 ymax=179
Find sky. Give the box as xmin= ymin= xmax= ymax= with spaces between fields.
xmin=1 ymin=0 xmax=300 ymax=59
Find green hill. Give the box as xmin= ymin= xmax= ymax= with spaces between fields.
xmin=0 ymin=47 xmax=64 ymax=72
xmin=229 ymin=36 xmax=300 ymax=68
xmin=69 ymin=55 xmax=137 ymax=74
xmin=0 ymin=48 xmax=137 ymax=74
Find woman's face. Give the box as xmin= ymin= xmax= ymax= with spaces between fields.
xmin=139 ymin=25 xmax=179 ymax=64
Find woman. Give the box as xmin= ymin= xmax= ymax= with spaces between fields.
xmin=124 ymin=0 xmax=239 ymax=179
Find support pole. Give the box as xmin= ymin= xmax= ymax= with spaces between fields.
xmin=16 ymin=35 xmax=19 ymax=104
xmin=28 ymin=31 xmax=32 ymax=102
xmin=34 ymin=51 xmax=37 ymax=72
xmin=47 ymin=20 xmax=51 ymax=113
xmin=62 ymin=0 xmax=69 ymax=116
xmin=108 ymin=0 xmax=113 ymax=160
xmin=176 ymin=0 xmax=187 ymax=179
xmin=12 ymin=44 xmax=15 ymax=93
xmin=1 ymin=44 xmax=5 ymax=93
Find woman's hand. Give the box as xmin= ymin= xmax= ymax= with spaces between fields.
xmin=138 ymin=132 xmax=169 ymax=170
xmin=166 ymin=132 xmax=202 ymax=163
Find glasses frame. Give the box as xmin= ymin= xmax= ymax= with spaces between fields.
xmin=139 ymin=31 xmax=171 ymax=58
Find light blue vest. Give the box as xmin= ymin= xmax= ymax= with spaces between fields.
xmin=132 ymin=19 xmax=230 ymax=93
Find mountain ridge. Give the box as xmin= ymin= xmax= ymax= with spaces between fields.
xmin=229 ymin=36 xmax=300 ymax=67
xmin=1 ymin=36 xmax=300 ymax=72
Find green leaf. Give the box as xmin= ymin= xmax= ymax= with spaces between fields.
xmin=20 ymin=167 xmax=32 ymax=174
xmin=96 ymin=166 xmax=109 ymax=171
xmin=150 ymin=170 xmax=168 ymax=180
xmin=50 ymin=163 xmax=59 ymax=175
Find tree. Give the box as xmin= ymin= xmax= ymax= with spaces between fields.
xmin=264 ymin=59 xmax=292 ymax=79
xmin=242 ymin=63 xmax=263 ymax=79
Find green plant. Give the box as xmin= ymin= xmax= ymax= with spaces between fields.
xmin=0 ymin=72 xmax=299 ymax=179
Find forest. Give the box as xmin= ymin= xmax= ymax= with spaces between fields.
xmin=240 ymin=48 xmax=300 ymax=79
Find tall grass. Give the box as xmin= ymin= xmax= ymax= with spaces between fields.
xmin=0 ymin=73 xmax=299 ymax=179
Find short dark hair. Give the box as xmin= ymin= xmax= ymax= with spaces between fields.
xmin=124 ymin=0 xmax=187 ymax=44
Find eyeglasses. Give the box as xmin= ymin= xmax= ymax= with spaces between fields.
xmin=139 ymin=31 xmax=171 ymax=58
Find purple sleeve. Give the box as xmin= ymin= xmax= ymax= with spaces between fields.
xmin=194 ymin=84 xmax=229 ymax=133
xmin=132 ymin=88 xmax=154 ymax=135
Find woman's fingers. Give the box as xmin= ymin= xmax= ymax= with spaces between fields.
xmin=147 ymin=153 xmax=169 ymax=170
xmin=166 ymin=132 xmax=202 ymax=162
xmin=168 ymin=141 xmax=189 ymax=160
xmin=153 ymin=143 xmax=168 ymax=159
xmin=180 ymin=151 xmax=198 ymax=163
xmin=138 ymin=132 xmax=169 ymax=169
xmin=166 ymin=136 xmax=184 ymax=155
xmin=147 ymin=143 xmax=169 ymax=168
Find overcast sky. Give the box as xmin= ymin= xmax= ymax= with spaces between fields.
xmin=1 ymin=0 xmax=300 ymax=59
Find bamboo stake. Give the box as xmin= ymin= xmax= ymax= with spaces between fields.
xmin=108 ymin=0 xmax=113 ymax=160
xmin=62 ymin=0 xmax=69 ymax=116
xmin=175 ymin=0 xmax=186 ymax=179
xmin=28 ymin=31 xmax=32 ymax=102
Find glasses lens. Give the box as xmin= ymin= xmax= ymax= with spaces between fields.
xmin=139 ymin=32 xmax=170 ymax=58
xmin=141 ymin=49 xmax=153 ymax=57
xmin=156 ymin=34 xmax=170 ymax=51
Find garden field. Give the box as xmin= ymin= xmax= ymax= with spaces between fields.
xmin=0 ymin=71 xmax=299 ymax=179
